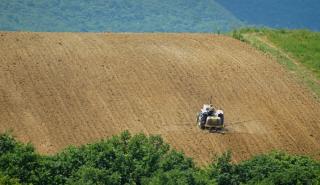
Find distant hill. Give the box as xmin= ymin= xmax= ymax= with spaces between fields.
xmin=0 ymin=0 xmax=243 ymax=32
xmin=0 ymin=0 xmax=319 ymax=32
xmin=216 ymin=0 xmax=320 ymax=31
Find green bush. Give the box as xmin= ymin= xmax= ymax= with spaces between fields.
xmin=0 ymin=172 xmax=20 ymax=185
xmin=0 ymin=133 xmax=41 ymax=184
xmin=66 ymin=166 xmax=121 ymax=185
xmin=232 ymin=30 xmax=245 ymax=42
xmin=208 ymin=151 xmax=239 ymax=185
xmin=237 ymin=152 xmax=320 ymax=185
xmin=0 ymin=132 xmax=319 ymax=185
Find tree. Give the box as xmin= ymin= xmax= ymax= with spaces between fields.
xmin=0 ymin=172 xmax=20 ymax=185
xmin=208 ymin=151 xmax=239 ymax=185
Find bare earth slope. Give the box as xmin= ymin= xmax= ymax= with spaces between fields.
xmin=0 ymin=32 xmax=320 ymax=164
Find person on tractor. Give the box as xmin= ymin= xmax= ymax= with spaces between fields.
xmin=201 ymin=105 xmax=215 ymax=123
xmin=208 ymin=106 xmax=215 ymax=116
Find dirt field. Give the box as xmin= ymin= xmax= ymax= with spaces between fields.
xmin=1 ymin=32 xmax=320 ymax=164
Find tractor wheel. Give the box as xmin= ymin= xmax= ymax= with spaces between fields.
xmin=196 ymin=113 xmax=200 ymax=124
xmin=218 ymin=113 xmax=224 ymax=125
xmin=197 ymin=120 xmax=205 ymax=129
xmin=199 ymin=121 xmax=205 ymax=129
xmin=196 ymin=113 xmax=205 ymax=129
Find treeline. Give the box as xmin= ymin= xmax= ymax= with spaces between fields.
xmin=0 ymin=132 xmax=319 ymax=185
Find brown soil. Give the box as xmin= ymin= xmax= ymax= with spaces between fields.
xmin=1 ymin=32 xmax=320 ymax=164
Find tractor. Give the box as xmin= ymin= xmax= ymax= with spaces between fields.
xmin=196 ymin=104 xmax=224 ymax=132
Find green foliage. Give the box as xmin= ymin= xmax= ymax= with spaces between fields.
xmin=0 ymin=172 xmax=20 ymax=185
xmin=66 ymin=166 xmax=121 ymax=185
xmin=265 ymin=30 xmax=320 ymax=78
xmin=232 ymin=30 xmax=245 ymax=42
xmin=207 ymin=151 xmax=320 ymax=185
xmin=0 ymin=132 xmax=319 ymax=185
xmin=147 ymin=169 xmax=197 ymax=185
xmin=147 ymin=151 xmax=203 ymax=185
xmin=0 ymin=133 xmax=41 ymax=184
xmin=239 ymin=28 xmax=320 ymax=78
xmin=237 ymin=152 xmax=320 ymax=185
xmin=208 ymin=151 xmax=239 ymax=185
xmin=0 ymin=133 xmax=17 ymax=154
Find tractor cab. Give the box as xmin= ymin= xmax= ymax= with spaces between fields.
xmin=201 ymin=104 xmax=214 ymax=112
xmin=197 ymin=104 xmax=224 ymax=132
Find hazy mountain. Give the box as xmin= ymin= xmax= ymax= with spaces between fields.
xmin=0 ymin=0 xmax=319 ymax=32
xmin=0 ymin=0 xmax=243 ymax=32
xmin=216 ymin=0 xmax=320 ymax=31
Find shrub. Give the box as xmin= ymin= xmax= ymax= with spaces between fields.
xmin=237 ymin=151 xmax=320 ymax=185
xmin=232 ymin=30 xmax=245 ymax=42
xmin=208 ymin=151 xmax=239 ymax=185
xmin=0 ymin=172 xmax=20 ymax=185
xmin=0 ymin=133 xmax=41 ymax=184
xmin=0 ymin=132 xmax=319 ymax=185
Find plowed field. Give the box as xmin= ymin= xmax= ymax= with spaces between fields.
xmin=1 ymin=32 xmax=320 ymax=164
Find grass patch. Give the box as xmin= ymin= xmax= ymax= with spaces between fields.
xmin=265 ymin=29 xmax=320 ymax=77
xmin=231 ymin=28 xmax=320 ymax=99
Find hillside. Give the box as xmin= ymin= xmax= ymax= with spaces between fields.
xmin=234 ymin=29 xmax=320 ymax=97
xmin=1 ymin=32 xmax=320 ymax=164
